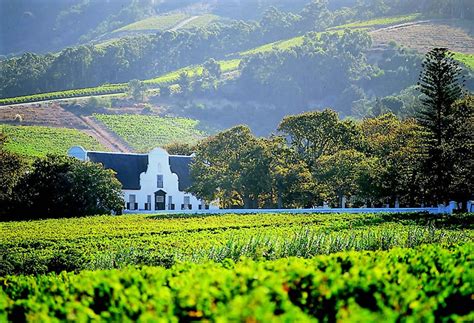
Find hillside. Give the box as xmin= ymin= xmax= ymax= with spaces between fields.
xmin=0 ymin=124 xmax=106 ymax=158
xmin=2 ymin=2 xmax=473 ymax=152
xmin=3 ymin=15 xmax=472 ymax=107
xmin=94 ymin=13 xmax=223 ymax=46
xmin=0 ymin=103 xmax=210 ymax=157
xmin=370 ymin=19 xmax=474 ymax=54
xmin=93 ymin=114 xmax=210 ymax=152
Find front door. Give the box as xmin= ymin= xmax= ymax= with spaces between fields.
xmin=155 ymin=190 xmax=166 ymax=210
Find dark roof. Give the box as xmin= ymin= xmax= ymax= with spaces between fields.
xmin=169 ymin=156 xmax=192 ymax=191
xmin=87 ymin=152 xmax=148 ymax=190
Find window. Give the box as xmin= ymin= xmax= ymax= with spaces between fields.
xmin=157 ymin=175 xmax=163 ymax=188
xmin=184 ymin=196 xmax=190 ymax=205
xmin=129 ymin=194 xmax=136 ymax=210
xmin=156 ymin=196 xmax=164 ymax=203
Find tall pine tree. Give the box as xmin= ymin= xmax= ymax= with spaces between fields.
xmin=417 ymin=48 xmax=465 ymax=204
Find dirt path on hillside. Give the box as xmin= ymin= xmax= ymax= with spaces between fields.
xmin=170 ymin=16 xmax=199 ymax=31
xmin=79 ymin=116 xmax=134 ymax=153
xmin=369 ymin=19 xmax=474 ymax=54
xmin=369 ymin=20 xmax=433 ymax=34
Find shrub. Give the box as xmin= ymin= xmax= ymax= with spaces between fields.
xmin=13 ymin=114 xmax=23 ymax=123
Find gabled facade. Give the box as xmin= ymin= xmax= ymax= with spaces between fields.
xmin=68 ymin=146 xmax=218 ymax=212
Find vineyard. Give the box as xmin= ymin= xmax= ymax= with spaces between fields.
xmin=0 ymin=212 xmax=472 ymax=321
xmin=114 ymin=13 xmax=220 ymax=33
xmin=328 ymin=13 xmax=421 ymax=30
xmin=0 ymin=59 xmax=241 ymax=106
xmin=93 ymin=114 xmax=209 ymax=152
xmin=0 ymin=125 xmax=106 ymax=158
xmin=238 ymin=13 xmax=422 ymax=57
xmin=0 ymin=84 xmax=128 ymax=106
xmin=181 ymin=14 xmax=221 ymax=29
xmin=1 ymin=212 xmax=472 ymax=274
xmin=114 ymin=13 xmax=188 ymax=32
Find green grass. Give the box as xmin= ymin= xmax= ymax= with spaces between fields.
xmin=145 ymin=65 xmax=204 ymax=86
xmin=240 ymin=35 xmax=305 ymax=56
xmin=115 ymin=13 xmax=188 ymax=32
xmin=93 ymin=114 xmax=208 ymax=152
xmin=0 ymin=84 xmax=127 ymax=106
xmin=182 ymin=14 xmax=220 ymax=29
xmin=219 ymin=58 xmax=241 ymax=72
xmin=114 ymin=13 xmax=220 ymax=33
xmin=0 ymin=125 xmax=107 ymax=158
xmin=328 ymin=13 xmax=421 ymax=30
xmin=145 ymin=59 xmax=241 ymax=86
xmin=239 ymin=30 xmax=349 ymax=56
xmin=452 ymin=52 xmax=474 ymax=70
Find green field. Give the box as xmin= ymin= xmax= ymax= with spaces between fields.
xmin=115 ymin=13 xmax=188 ymax=32
xmin=0 ymin=212 xmax=472 ymax=320
xmin=453 ymin=52 xmax=474 ymax=70
xmin=328 ymin=13 xmax=421 ymax=30
xmin=0 ymin=125 xmax=106 ymax=158
xmin=181 ymin=14 xmax=220 ymax=29
xmin=241 ymin=14 xmax=421 ymax=56
xmin=93 ymin=114 xmax=208 ymax=152
xmin=145 ymin=59 xmax=241 ymax=85
xmin=114 ymin=13 xmax=220 ymax=33
xmin=1 ymin=212 xmax=472 ymax=273
xmin=0 ymin=84 xmax=127 ymax=106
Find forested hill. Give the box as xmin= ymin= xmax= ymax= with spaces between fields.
xmin=1 ymin=0 xmax=473 ymax=135
xmin=0 ymin=0 xmax=310 ymax=56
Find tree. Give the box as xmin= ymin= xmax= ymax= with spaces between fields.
xmin=446 ymin=95 xmax=474 ymax=205
xmin=266 ymin=136 xmax=314 ymax=208
xmin=178 ymin=72 xmax=191 ymax=97
xmin=416 ymin=48 xmax=465 ymax=204
xmin=278 ymin=109 xmax=361 ymax=170
xmin=163 ymin=142 xmax=195 ymax=156
xmin=299 ymin=0 xmax=332 ymax=31
xmin=128 ymin=79 xmax=146 ymax=102
xmin=14 ymin=155 xmax=123 ymax=218
xmin=203 ymin=58 xmax=221 ymax=80
xmin=86 ymin=96 xmax=111 ymax=109
xmin=189 ymin=125 xmax=272 ymax=208
xmin=361 ymin=113 xmax=423 ymax=205
xmin=314 ymin=150 xmax=378 ymax=207
xmin=0 ymin=134 xmax=25 ymax=216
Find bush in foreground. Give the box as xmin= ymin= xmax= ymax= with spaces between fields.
xmin=1 ymin=243 xmax=473 ymax=322
xmin=9 ymin=155 xmax=124 ymax=219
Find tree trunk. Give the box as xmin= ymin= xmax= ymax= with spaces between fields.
xmin=277 ymin=189 xmax=283 ymax=209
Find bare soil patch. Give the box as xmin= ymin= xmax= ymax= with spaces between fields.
xmin=370 ymin=20 xmax=474 ymax=54
xmin=0 ymin=103 xmax=86 ymax=129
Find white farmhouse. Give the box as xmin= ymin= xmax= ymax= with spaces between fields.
xmin=68 ymin=146 xmax=218 ymax=212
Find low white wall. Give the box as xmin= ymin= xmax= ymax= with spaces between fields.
xmin=124 ymin=206 xmax=448 ymax=215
